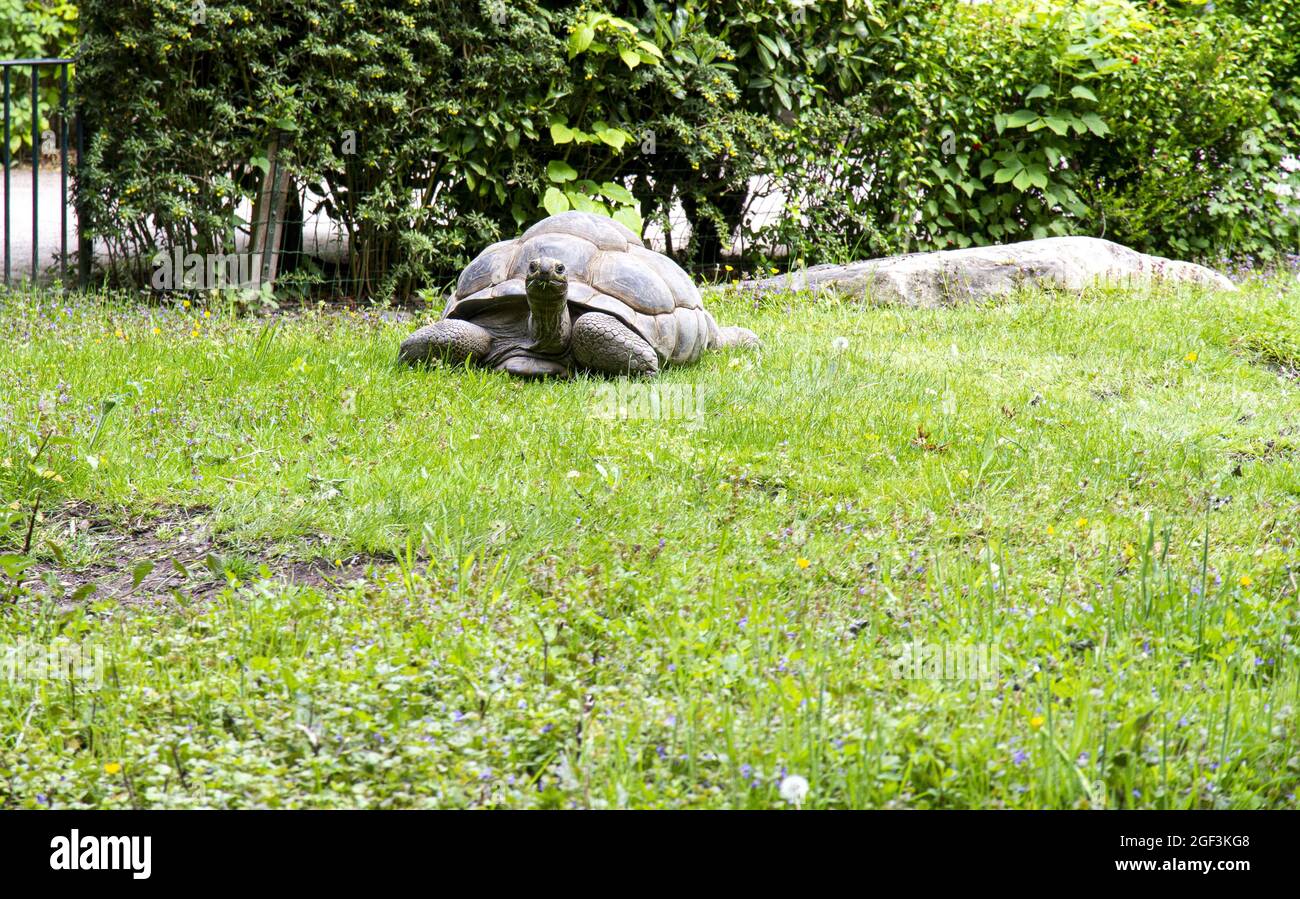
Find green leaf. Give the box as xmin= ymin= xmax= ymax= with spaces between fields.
xmin=1012 ymin=169 xmax=1033 ymax=191
xmin=599 ymin=181 xmax=636 ymax=205
xmin=773 ymin=81 xmax=791 ymax=110
xmin=543 ymin=187 xmax=570 ymax=216
xmin=205 ymin=554 xmax=225 ymax=578
xmin=1079 ymin=112 xmax=1110 ymax=136
xmin=568 ymin=24 xmax=595 ymax=58
xmin=612 ymin=207 xmax=643 ymax=236
xmin=0 ymin=554 xmax=32 ymax=578
xmin=1070 ymin=85 xmax=1098 ymax=102
xmin=619 ymin=47 xmax=640 ymax=69
xmin=250 ymin=156 xmax=271 ymax=175
xmin=567 ymin=191 xmax=603 ymax=214
xmin=1005 ymin=110 xmax=1038 ymax=128
xmin=1026 ymin=83 xmax=1050 ymax=100
xmin=547 ymin=160 xmax=578 ymax=183
xmin=595 ymin=127 xmax=628 ymax=151
xmin=550 ymin=120 xmax=575 ymax=145
xmin=1042 ymin=116 xmax=1071 ymax=136
xmin=132 ymin=560 xmax=155 ymax=589
xmin=45 ymin=539 xmax=66 ymax=567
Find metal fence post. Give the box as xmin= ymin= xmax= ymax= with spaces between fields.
xmin=3 ymin=67 xmax=10 ymax=283
xmin=31 ymin=66 xmax=38 ymax=282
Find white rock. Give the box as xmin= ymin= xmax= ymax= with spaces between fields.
xmin=739 ymin=236 xmax=1236 ymax=306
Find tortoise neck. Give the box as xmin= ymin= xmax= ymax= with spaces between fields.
xmin=526 ymin=286 xmax=571 ymax=354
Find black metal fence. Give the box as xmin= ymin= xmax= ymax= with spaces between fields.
xmin=1 ymin=57 xmax=81 ymax=286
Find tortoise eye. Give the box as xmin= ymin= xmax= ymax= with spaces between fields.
xmin=554 ymin=263 xmax=565 ymax=274
xmin=528 ymin=260 xmax=539 ymax=273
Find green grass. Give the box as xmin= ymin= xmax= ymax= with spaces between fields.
xmin=1 ymin=278 xmax=1298 ymax=809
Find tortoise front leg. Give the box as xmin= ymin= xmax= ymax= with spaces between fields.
xmin=399 ymin=319 xmax=493 ymax=367
xmin=571 ymin=313 xmax=659 ymax=376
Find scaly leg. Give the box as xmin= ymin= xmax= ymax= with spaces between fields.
xmin=571 ymin=312 xmax=659 ymax=376
xmin=399 ymin=319 xmax=492 ymax=367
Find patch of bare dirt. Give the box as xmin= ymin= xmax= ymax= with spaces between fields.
xmin=19 ymin=500 xmax=391 ymax=608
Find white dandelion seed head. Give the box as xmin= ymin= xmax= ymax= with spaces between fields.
xmin=779 ymin=774 xmax=809 ymax=805
xmin=831 ymin=336 xmax=849 ymax=352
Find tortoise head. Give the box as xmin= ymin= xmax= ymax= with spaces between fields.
xmin=525 ymin=256 xmax=569 ymax=306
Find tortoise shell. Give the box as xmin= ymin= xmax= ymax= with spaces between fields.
xmin=444 ymin=211 xmax=719 ymax=365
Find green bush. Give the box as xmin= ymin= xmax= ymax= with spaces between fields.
xmin=74 ymin=0 xmax=1298 ymax=300
xmin=763 ymin=0 xmax=1299 ymax=263
xmin=0 ymin=0 xmax=77 ymax=158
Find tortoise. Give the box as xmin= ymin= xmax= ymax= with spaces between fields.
xmin=398 ymin=211 xmax=759 ymax=378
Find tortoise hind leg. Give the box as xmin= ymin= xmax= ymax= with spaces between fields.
xmin=703 ymin=311 xmax=760 ymax=350
xmin=399 ymin=319 xmax=492 ymax=366
xmin=572 ymin=312 xmax=659 ymax=376
xmin=714 ymin=324 xmax=760 ymax=349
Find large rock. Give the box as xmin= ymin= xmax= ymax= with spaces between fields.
xmin=738 ymin=236 xmax=1236 ymax=305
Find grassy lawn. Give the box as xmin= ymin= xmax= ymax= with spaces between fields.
xmin=1 ymin=279 xmax=1298 ymax=809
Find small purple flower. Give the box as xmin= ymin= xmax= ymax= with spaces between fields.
xmin=1012 ymin=750 xmax=1029 ymax=765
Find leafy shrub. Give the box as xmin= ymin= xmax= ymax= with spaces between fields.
xmin=760 ymin=0 xmax=1300 ymax=263
xmin=74 ymin=0 xmax=1299 ymax=300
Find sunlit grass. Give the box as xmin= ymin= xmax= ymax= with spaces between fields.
xmin=1 ymin=278 xmax=1297 ymax=808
